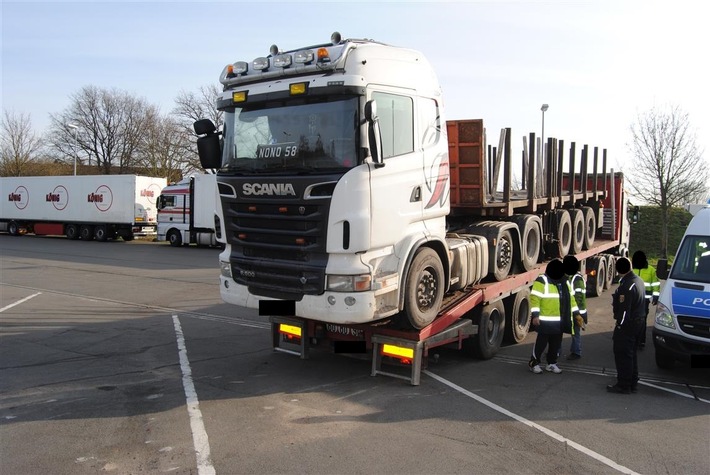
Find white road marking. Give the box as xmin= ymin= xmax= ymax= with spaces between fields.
xmin=172 ymin=315 xmax=216 ymax=475
xmin=424 ymin=370 xmax=640 ymax=475
xmin=0 ymin=292 xmax=41 ymax=312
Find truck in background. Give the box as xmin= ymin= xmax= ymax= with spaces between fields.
xmin=1 ymin=175 xmax=166 ymax=241
xmin=157 ymin=173 xmax=223 ymax=247
xmin=191 ymin=33 xmax=638 ymax=383
xmin=654 ymin=205 xmax=710 ymax=369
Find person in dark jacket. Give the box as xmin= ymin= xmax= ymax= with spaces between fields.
xmin=608 ymin=256 xmax=647 ymax=394
xmin=528 ymin=259 xmax=579 ymax=374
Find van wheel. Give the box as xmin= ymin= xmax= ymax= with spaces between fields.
xmin=404 ymin=247 xmax=444 ymax=329
xmin=655 ymin=347 xmax=675 ymax=369
xmin=465 ymin=300 xmax=505 ymax=359
xmin=504 ymin=288 xmax=531 ymax=344
xmin=168 ymin=229 xmax=183 ymax=247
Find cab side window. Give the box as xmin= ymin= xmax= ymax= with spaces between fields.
xmin=372 ymin=92 xmax=413 ymax=159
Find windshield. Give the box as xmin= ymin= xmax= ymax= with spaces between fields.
xmin=669 ymin=235 xmax=710 ymax=284
xmin=221 ymin=96 xmax=359 ymax=174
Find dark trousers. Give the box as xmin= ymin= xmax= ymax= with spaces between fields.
xmin=613 ymin=319 xmax=645 ymax=389
xmin=531 ymin=333 xmax=563 ymax=365
xmin=639 ymin=300 xmax=650 ymax=345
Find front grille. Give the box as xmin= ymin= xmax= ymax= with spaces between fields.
xmin=677 ymin=315 xmax=710 ymax=339
xmin=221 ymin=175 xmax=339 ymax=298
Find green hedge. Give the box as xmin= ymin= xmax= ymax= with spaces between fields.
xmin=629 ymin=206 xmax=693 ymax=262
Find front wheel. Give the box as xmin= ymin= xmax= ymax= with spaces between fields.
xmin=404 ymin=247 xmax=445 ymax=329
xmin=168 ymin=229 xmax=183 ymax=247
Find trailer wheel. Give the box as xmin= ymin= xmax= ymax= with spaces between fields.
xmin=8 ymin=221 xmax=20 ymax=236
xmin=587 ymin=256 xmax=606 ymax=297
xmin=80 ymin=225 xmax=95 ymax=241
xmin=604 ymin=255 xmax=615 ymax=289
xmin=655 ymin=347 xmax=675 ymax=369
xmin=493 ymin=229 xmax=514 ymax=281
xmin=570 ymin=209 xmax=584 ymax=255
xmin=465 ymin=300 xmax=505 ymax=359
xmin=504 ymin=288 xmax=531 ymax=344
xmin=168 ymin=229 xmax=183 ymax=247
xmin=582 ymin=206 xmax=596 ymax=250
xmin=122 ymin=234 xmax=135 ymax=242
xmin=520 ymin=221 xmax=541 ymax=271
xmin=94 ymin=225 xmax=109 ymax=242
xmin=65 ymin=224 xmax=80 ymax=240
xmin=550 ymin=209 xmax=572 ymax=258
xmin=404 ymin=247 xmax=445 ymax=329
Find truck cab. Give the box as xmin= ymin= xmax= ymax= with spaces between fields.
xmin=653 ymin=206 xmax=710 ymax=368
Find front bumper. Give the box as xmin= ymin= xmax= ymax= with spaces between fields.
xmin=652 ymin=327 xmax=710 ymax=362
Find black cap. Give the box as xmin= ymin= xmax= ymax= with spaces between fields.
xmin=563 ymin=255 xmax=580 ymax=275
xmin=632 ymin=251 xmax=648 ymax=269
xmin=617 ymin=257 xmax=631 ymax=274
xmin=546 ymin=258 xmax=565 ymax=280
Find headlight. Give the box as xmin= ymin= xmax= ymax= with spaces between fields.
xmin=327 ymin=274 xmax=372 ymax=292
xmin=220 ymin=260 xmax=232 ymax=278
xmin=654 ymin=302 xmax=676 ymax=329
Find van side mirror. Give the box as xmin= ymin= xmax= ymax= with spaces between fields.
xmin=657 ymin=259 xmax=669 ymax=280
xmin=194 ymin=119 xmax=222 ymax=170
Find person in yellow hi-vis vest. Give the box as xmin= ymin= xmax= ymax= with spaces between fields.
xmin=632 ymin=251 xmax=660 ymax=349
xmin=563 ymin=255 xmax=587 ymax=360
xmin=529 ymin=259 xmax=580 ymax=374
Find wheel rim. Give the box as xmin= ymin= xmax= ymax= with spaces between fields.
xmin=416 ymin=268 xmax=438 ymax=310
xmin=497 ymin=238 xmax=512 ymax=271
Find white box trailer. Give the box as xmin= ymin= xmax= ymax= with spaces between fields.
xmin=1 ymin=175 xmax=166 ymax=241
xmin=157 ymin=173 xmax=223 ymax=247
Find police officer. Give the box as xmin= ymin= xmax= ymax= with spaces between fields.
xmin=529 ymin=259 xmax=579 ymax=374
xmin=632 ymin=250 xmax=660 ymax=349
xmin=608 ymin=256 xmax=646 ymax=394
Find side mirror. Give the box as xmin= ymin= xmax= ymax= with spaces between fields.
xmin=194 ymin=119 xmax=222 ymax=170
xmin=657 ymin=258 xmax=669 ymax=280
xmin=629 ymin=205 xmax=640 ymax=224
xmin=364 ymin=100 xmax=384 ymax=167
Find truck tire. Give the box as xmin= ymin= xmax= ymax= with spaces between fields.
xmin=654 ymin=347 xmax=675 ymax=369
xmin=465 ymin=300 xmax=505 ymax=359
xmin=582 ymin=206 xmax=596 ymax=250
xmin=168 ymin=229 xmax=183 ymax=247
xmin=8 ymin=221 xmax=20 ymax=236
xmin=122 ymin=234 xmax=135 ymax=242
xmin=404 ymin=247 xmax=445 ymax=329
xmin=587 ymin=256 xmax=606 ymax=297
xmin=550 ymin=209 xmax=572 ymax=258
xmin=520 ymin=219 xmax=541 ymax=271
xmin=94 ymin=225 xmax=109 ymax=242
xmin=493 ymin=229 xmax=514 ymax=281
xmin=80 ymin=225 xmax=95 ymax=241
xmin=504 ymin=288 xmax=531 ymax=344
xmin=65 ymin=224 xmax=80 ymax=240
xmin=570 ymin=208 xmax=584 ymax=255
xmin=604 ymin=255 xmax=615 ymax=289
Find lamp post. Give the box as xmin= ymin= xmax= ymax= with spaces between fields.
xmin=540 ymin=104 xmax=549 ymax=158
xmin=67 ymin=123 xmax=79 ymax=175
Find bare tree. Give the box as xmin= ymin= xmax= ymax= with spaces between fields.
xmin=48 ymin=86 xmax=157 ymax=174
xmin=1 ymin=110 xmax=44 ymax=176
xmin=628 ymin=104 xmax=708 ymax=258
xmin=172 ymin=84 xmax=223 ymax=171
xmin=136 ymin=111 xmax=192 ymax=182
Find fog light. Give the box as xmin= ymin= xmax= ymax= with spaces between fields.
xmin=327 ymin=296 xmax=336 ymax=305
xmin=224 ymin=280 xmax=229 ymax=289
xmin=344 ymin=297 xmax=356 ymax=306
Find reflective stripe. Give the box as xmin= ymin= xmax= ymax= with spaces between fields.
xmin=539 ymin=315 xmax=561 ymax=321
xmin=579 ymin=309 xmax=587 ymax=314
xmin=530 ymin=306 xmax=541 ymax=312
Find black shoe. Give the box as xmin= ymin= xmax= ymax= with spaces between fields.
xmin=566 ymin=353 xmax=581 ymax=360
xmin=607 ymin=384 xmax=632 ymax=394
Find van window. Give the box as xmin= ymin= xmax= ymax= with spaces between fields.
xmin=669 ymin=235 xmax=710 ymax=284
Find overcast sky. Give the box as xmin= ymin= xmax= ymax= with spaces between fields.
xmin=3 ymin=0 xmax=708 ymax=176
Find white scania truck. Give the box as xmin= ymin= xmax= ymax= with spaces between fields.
xmin=1 ymin=175 xmax=166 ymax=241
xmin=191 ymin=33 xmax=637 ymax=382
xmin=654 ymin=206 xmax=710 ymax=369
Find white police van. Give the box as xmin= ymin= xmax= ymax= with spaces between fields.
xmin=654 ymin=206 xmax=710 ymax=369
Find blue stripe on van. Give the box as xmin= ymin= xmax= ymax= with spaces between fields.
xmin=671 ymin=287 xmax=710 ymax=319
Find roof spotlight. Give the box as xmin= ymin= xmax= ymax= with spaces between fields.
xmin=270 ymin=44 xmax=279 ymax=56
xmin=331 ymin=32 xmax=342 ymax=45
